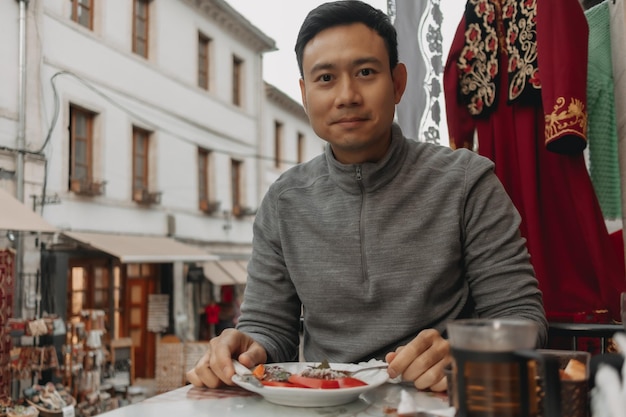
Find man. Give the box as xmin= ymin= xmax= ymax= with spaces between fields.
xmin=187 ymin=0 xmax=547 ymax=392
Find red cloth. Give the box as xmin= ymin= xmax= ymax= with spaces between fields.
xmin=0 ymin=250 xmax=14 ymax=402
xmin=221 ymin=286 xmax=234 ymax=303
xmin=610 ymin=230 xmax=625 ymax=271
xmin=205 ymin=303 xmax=220 ymax=325
xmin=444 ymin=0 xmax=626 ymax=321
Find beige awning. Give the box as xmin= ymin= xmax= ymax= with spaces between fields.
xmin=63 ymin=231 xmax=216 ymax=263
xmin=203 ymin=260 xmax=248 ymax=286
xmin=0 ymin=188 xmax=56 ymax=232
xmin=219 ymin=260 xmax=248 ymax=284
xmin=203 ymin=261 xmax=237 ymax=286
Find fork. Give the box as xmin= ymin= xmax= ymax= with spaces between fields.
xmin=347 ymin=364 xmax=389 ymax=376
xmin=232 ymin=359 xmax=264 ymax=388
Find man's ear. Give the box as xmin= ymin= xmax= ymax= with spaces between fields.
xmin=392 ymin=63 xmax=408 ymax=104
xmin=299 ymin=78 xmax=308 ymax=113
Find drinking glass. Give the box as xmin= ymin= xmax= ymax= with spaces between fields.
xmin=447 ymin=318 xmax=561 ymax=417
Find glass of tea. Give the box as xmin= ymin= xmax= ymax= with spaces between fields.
xmin=447 ymin=318 xmax=561 ymax=417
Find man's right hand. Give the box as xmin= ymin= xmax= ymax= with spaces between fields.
xmin=185 ymin=328 xmax=268 ymax=388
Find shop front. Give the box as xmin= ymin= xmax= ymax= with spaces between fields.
xmin=35 ymin=232 xmax=215 ymax=400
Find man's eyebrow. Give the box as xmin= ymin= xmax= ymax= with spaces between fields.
xmin=309 ymin=62 xmax=335 ymax=75
xmin=308 ymin=56 xmax=384 ymax=75
xmin=352 ymin=56 xmax=383 ymax=67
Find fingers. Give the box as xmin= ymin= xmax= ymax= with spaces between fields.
xmin=387 ymin=329 xmax=452 ymax=391
xmin=184 ymin=329 xmax=267 ymax=389
xmin=186 ymin=349 xmax=224 ymax=388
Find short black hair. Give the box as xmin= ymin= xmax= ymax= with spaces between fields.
xmin=295 ymin=0 xmax=398 ymax=77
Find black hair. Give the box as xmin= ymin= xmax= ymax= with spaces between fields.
xmin=295 ymin=0 xmax=398 ymax=77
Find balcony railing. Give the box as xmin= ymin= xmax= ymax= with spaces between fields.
xmin=70 ymin=178 xmax=106 ymax=196
xmin=199 ymin=199 xmax=221 ymax=214
xmin=133 ymin=188 xmax=162 ymax=205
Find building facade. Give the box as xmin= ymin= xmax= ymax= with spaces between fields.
xmin=0 ymin=0 xmax=321 ymax=379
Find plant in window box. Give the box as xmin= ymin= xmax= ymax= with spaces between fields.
xmin=133 ymin=188 xmax=162 ymax=205
xmin=200 ymin=200 xmax=220 ymax=214
xmin=70 ymin=178 xmax=106 ymax=196
xmin=232 ymin=205 xmax=256 ymax=218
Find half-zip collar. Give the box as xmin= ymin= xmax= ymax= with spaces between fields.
xmin=324 ymin=123 xmax=408 ymax=194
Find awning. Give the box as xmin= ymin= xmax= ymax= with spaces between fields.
xmin=219 ymin=260 xmax=248 ymax=284
xmin=63 ymin=231 xmax=216 ymax=263
xmin=203 ymin=261 xmax=237 ymax=286
xmin=203 ymin=260 xmax=248 ymax=285
xmin=0 ymin=188 xmax=56 ymax=232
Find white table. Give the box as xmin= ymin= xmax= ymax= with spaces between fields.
xmin=96 ymin=383 xmax=451 ymax=417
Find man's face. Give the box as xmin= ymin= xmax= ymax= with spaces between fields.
xmin=299 ymin=23 xmax=406 ymax=165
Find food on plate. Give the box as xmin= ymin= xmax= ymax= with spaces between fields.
xmin=250 ymin=360 xmax=368 ymax=389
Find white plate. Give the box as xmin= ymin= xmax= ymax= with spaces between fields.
xmin=231 ymin=362 xmax=390 ymax=407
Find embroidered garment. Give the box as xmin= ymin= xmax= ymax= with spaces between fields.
xmin=444 ymin=0 xmax=626 ymax=320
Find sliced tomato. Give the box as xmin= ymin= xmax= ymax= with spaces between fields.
xmin=260 ymin=380 xmax=304 ymax=388
xmin=336 ymin=377 xmax=367 ymax=388
xmin=287 ymin=375 xmax=340 ymax=389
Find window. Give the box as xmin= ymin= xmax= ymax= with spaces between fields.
xmin=198 ymin=33 xmax=211 ymax=90
xmin=69 ymin=105 xmax=94 ymax=190
xmin=232 ymin=56 xmax=243 ymax=106
xmin=297 ymin=132 xmax=305 ymax=164
xmin=133 ymin=0 xmax=150 ymax=58
xmin=231 ymin=159 xmax=243 ymax=214
xmin=198 ymin=148 xmax=217 ymax=213
xmin=274 ymin=121 xmax=283 ymax=169
xmin=132 ymin=126 xmax=150 ymax=200
xmin=70 ymin=0 xmax=93 ymax=29
xmin=112 ymin=266 xmax=123 ymax=339
xmin=67 ymin=261 xmax=120 ymax=336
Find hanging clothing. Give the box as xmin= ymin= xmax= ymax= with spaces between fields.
xmin=205 ymin=302 xmax=220 ymax=325
xmin=444 ymin=0 xmax=626 ymax=320
xmin=586 ymin=1 xmax=621 ymax=220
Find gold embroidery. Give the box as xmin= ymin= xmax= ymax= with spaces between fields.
xmin=457 ymin=1 xmax=499 ymax=116
xmin=544 ymin=97 xmax=587 ymax=143
xmin=503 ymin=0 xmax=540 ymax=101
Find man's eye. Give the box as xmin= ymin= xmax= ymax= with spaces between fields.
xmin=320 ymin=74 xmax=332 ymax=82
xmin=359 ymin=68 xmax=373 ymax=76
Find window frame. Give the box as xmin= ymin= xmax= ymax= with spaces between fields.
xmin=132 ymin=0 xmax=150 ymax=58
xmin=274 ymin=121 xmax=283 ymax=169
xmin=198 ymin=33 xmax=211 ymax=90
xmin=132 ymin=126 xmax=151 ymax=199
xmin=67 ymin=261 xmax=119 ymax=330
xmin=231 ymin=159 xmax=243 ymax=213
xmin=69 ymin=105 xmax=95 ymax=189
xmin=232 ymin=55 xmax=243 ymax=107
xmin=70 ymin=0 xmax=93 ymax=30
xmin=198 ymin=148 xmax=210 ymax=208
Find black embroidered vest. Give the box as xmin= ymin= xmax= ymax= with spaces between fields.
xmin=457 ymin=0 xmax=541 ymax=117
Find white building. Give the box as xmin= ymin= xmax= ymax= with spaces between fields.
xmin=0 ymin=0 xmax=321 ymax=379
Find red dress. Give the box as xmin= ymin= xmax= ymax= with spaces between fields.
xmin=444 ymin=0 xmax=626 ymax=320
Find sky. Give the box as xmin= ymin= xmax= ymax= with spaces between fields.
xmin=224 ymin=0 xmax=390 ymax=102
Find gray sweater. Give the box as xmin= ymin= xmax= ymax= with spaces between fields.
xmin=237 ymin=124 xmax=547 ymax=363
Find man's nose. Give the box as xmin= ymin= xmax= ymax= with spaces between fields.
xmin=335 ymin=77 xmax=362 ymax=107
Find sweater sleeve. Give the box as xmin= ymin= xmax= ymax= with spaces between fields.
xmin=461 ymin=154 xmax=548 ymax=346
xmin=236 ymin=186 xmax=302 ymax=362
